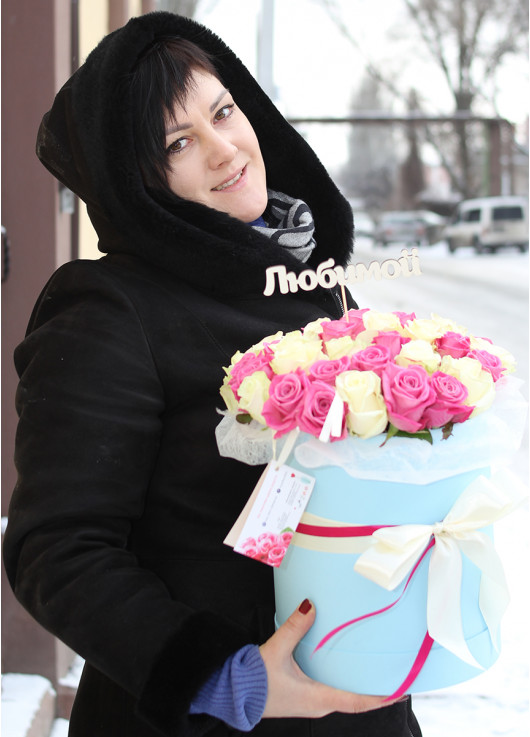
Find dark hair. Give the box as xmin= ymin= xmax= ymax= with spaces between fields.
xmin=129 ymin=37 xmax=222 ymax=192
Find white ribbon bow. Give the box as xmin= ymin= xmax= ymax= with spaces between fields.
xmin=354 ymin=468 xmax=528 ymax=668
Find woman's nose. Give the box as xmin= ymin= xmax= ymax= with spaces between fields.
xmin=206 ymin=131 xmax=237 ymax=168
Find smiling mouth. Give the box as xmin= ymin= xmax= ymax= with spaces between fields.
xmin=212 ymin=168 xmax=244 ymax=191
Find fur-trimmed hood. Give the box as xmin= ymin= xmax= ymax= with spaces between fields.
xmin=36 ymin=12 xmax=354 ymax=297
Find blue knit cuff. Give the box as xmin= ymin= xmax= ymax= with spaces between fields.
xmin=189 ymin=644 xmax=267 ymax=731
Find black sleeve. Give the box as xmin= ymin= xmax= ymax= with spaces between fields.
xmin=3 ymin=261 xmax=249 ymax=735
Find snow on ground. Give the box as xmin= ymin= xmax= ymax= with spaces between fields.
xmin=1 ymin=674 xmax=54 ymax=737
xmin=350 ymin=237 xmax=529 ymax=736
xmin=49 ymin=720 xmax=69 ymax=737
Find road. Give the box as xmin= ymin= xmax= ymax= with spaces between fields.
xmin=348 ymin=238 xmax=528 ymax=386
xmin=347 ymin=238 xmax=529 ymax=736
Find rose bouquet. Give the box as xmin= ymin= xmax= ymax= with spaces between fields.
xmin=219 ymin=308 xmax=515 ymax=444
xmin=217 ymin=308 xmax=527 ymax=697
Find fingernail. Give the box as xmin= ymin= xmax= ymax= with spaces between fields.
xmin=298 ymin=598 xmax=311 ymax=614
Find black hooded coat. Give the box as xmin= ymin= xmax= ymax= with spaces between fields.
xmin=3 ymin=12 xmax=421 ymax=737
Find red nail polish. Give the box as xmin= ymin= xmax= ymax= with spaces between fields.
xmin=298 ymin=598 xmax=311 ymax=614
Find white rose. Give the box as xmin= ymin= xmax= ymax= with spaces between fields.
xmin=325 ymin=336 xmax=356 ymax=360
xmin=270 ymin=332 xmax=326 ymax=373
xmin=429 ymin=313 xmax=469 ymax=336
xmin=402 ymin=317 xmax=443 ymax=342
xmin=336 ymin=370 xmax=388 ymax=438
xmin=220 ymin=375 xmax=239 ymax=413
xmin=396 ymin=339 xmax=441 ymax=373
xmin=250 ymin=331 xmax=284 ymax=354
xmin=237 ymin=371 xmax=271 ymax=424
xmin=303 ymin=317 xmax=330 ymax=340
xmin=363 ymin=311 xmax=403 ymax=333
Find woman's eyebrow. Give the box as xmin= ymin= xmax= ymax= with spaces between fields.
xmin=165 ymin=89 xmax=230 ymax=136
xmin=209 ymin=88 xmax=230 ymax=112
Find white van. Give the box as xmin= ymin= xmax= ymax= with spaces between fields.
xmin=444 ymin=196 xmax=528 ymax=254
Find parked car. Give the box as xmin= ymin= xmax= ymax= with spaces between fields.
xmin=443 ymin=196 xmax=529 ymax=254
xmin=374 ymin=210 xmax=445 ymax=247
xmin=353 ymin=210 xmax=375 ymax=239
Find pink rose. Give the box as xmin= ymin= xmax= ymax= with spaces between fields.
xmin=262 ymin=369 xmax=310 ymax=438
xmin=468 ymin=349 xmax=505 ymax=382
xmin=279 ymin=531 xmax=293 ymax=546
xmin=349 ymin=344 xmax=393 ymax=377
xmin=373 ymin=331 xmax=411 ymax=359
xmin=320 ymin=309 xmax=369 ymax=342
xmin=393 ymin=311 xmax=416 ymax=327
xmin=434 ymin=332 xmax=471 ymax=359
xmin=421 ymin=371 xmax=474 ymax=428
xmin=229 ymin=349 xmax=274 ymax=397
xmin=257 ymin=532 xmax=279 ymax=555
xmin=308 ymin=356 xmax=351 ymax=384
xmin=268 ymin=545 xmax=287 ymax=567
xmin=241 ymin=536 xmax=257 ymax=549
xmin=381 ymin=363 xmax=436 ymax=433
xmin=298 ymin=379 xmax=347 ymax=440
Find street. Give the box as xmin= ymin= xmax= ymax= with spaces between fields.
xmin=348 ymin=238 xmax=529 ymax=736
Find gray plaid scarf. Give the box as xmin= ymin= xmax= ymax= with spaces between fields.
xmin=251 ymin=189 xmax=316 ymax=263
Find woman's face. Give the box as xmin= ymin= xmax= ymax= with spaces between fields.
xmin=164 ymin=71 xmax=268 ymax=223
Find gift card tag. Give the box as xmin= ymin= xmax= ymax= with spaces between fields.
xmin=224 ymin=462 xmax=315 ymax=568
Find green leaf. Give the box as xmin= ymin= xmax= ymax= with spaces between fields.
xmin=441 ymin=421 xmax=455 ymax=440
xmin=235 ymin=412 xmax=253 ymax=424
xmin=380 ymin=423 xmax=400 ymax=446
xmin=380 ymin=424 xmax=433 ymax=446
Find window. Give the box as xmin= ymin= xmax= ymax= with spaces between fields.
xmin=492 ymin=206 xmax=523 ymax=222
xmin=463 ymin=209 xmax=481 ymax=222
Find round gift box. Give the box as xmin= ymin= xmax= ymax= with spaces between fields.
xmin=273 ymin=456 xmax=499 ymax=695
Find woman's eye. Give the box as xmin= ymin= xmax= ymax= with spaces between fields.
xmin=167 ymin=137 xmax=190 ymax=155
xmin=214 ymin=104 xmax=235 ymax=122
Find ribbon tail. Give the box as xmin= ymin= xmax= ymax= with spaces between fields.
xmin=315 ymin=539 xmax=434 ymax=654
xmin=427 ymin=537 xmax=483 ymax=669
xmin=384 ymin=633 xmax=435 ymax=701
xmin=457 ymin=533 xmax=510 ymax=652
xmin=319 ymin=392 xmax=344 ymax=443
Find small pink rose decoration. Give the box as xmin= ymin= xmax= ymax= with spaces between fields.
xmin=239 ymin=532 xmax=292 ymax=567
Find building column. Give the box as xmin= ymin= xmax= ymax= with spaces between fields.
xmin=1 ymin=0 xmax=78 ymax=718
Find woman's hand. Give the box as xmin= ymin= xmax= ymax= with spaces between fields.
xmin=259 ymin=599 xmax=402 ymax=719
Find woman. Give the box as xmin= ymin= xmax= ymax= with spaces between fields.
xmin=3 ymin=12 xmax=422 ymax=737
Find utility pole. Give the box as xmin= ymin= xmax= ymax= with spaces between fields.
xmin=257 ymin=0 xmax=276 ymax=101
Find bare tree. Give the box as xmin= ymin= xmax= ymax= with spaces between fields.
xmin=338 ymin=74 xmax=399 ymax=212
xmin=317 ymin=0 xmax=528 ymax=197
xmin=402 ymin=0 xmax=528 ymax=194
xmin=403 ymin=0 xmax=528 ymax=114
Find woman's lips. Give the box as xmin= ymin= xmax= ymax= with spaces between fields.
xmin=212 ymin=165 xmax=247 ymax=192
